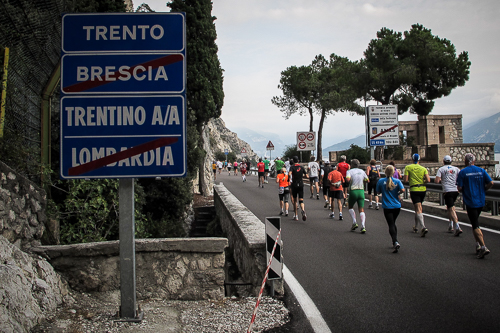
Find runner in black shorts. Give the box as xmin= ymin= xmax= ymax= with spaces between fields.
xmin=289 ymin=156 xmax=308 ymax=221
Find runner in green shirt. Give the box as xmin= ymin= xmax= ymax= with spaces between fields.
xmin=264 ymin=157 xmax=270 ymax=183
xmin=403 ymin=154 xmax=431 ymax=237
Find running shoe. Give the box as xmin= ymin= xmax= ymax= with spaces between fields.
xmin=285 ymin=210 xmax=288 ymax=216
xmin=393 ymin=242 xmax=401 ymax=253
xmin=476 ymin=244 xmax=481 ymax=254
xmin=301 ymin=210 xmax=307 ymax=221
xmin=279 ymin=211 xmax=284 ymax=216
xmin=351 ymin=223 xmax=358 ymax=231
xmin=368 ymin=204 xmax=373 ymax=209
xmin=420 ymin=228 xmax=428 ymax=237
xmin=448 ymin=225 xmax=453 ymax=233
xmin=262 ymin=185 xmax=264 ymax=188
xmin=477 ymin=247 xmax=491 ymax=259
xmin=360 ymin=228 xmax=366 ymax=234
xmin=454 ymin=229 xmax=463 ymax=237
xmin=339 ymin=214 xmax=343 ymax=221
xmin=375 ymin=205 xmax=379 ymax=210
xmin=412 ymin=226 xmax=418 ymax=233
xmin=329 ymin=212 xmax=335 ymax=219
xmin=293 ymin=215 xmax=298 ymax=221
xmin=324 ymin=201 xmax=329 ymax=208
xmin=343 ymin=202 xmax=347 ymax=208
xmin=317 ymin=194 xmax=320 ymax=200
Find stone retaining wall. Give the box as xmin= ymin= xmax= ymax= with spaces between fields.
xmin=214 ymin=184 xmax=283 ymax=296
xmin=32 ymin=238 xmax=228 ymax=301
xmin=0 ymin=160 xmax=46 ymax=250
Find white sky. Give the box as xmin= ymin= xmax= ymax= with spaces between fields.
xmin=143 ymin=0 xmax=500 ymax=148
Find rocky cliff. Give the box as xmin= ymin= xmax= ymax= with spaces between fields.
xmin=195 ymin=118 xmax=259 ymax=196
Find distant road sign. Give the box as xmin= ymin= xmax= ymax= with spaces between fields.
xmin=62 ymin=13 xmax=185 ymax=53
xmin=297 ymin=131 xmax=316 ymax=151
xmin=266 ymin=141 xmax=275 ymax=150
xmin=366 ymin=105 xmax=399 ymax=146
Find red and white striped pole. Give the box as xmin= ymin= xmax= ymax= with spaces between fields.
xmin=247 ymin=228 xmax=281 ymax=333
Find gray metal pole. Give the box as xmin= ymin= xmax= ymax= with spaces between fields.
xmin=119 ymin=178 xmax=136 ymax=319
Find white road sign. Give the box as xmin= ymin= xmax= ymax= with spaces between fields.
xmin=297 ymin=131 xmax=316 ymax=151
xmin=366 ymin=105 xmax=399 ymax=146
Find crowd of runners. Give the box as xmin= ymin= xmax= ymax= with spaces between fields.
xmin=214 ymin=153 xmax=494 ymax=258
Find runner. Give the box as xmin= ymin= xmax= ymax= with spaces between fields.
xmin=212 ymin=160 xmax=217 ymax=180
xmin=435 ymin=155 xmax=463 ymax=235
xmin=337 ymin=155 xmax=350 ymax=207
xmin=289 ymin=156 xmax=308 ymax=221
xmin=321 ymin=161 xmax=332 ymax=208
xmin=376 ymin=165 xmax=405 ymax=253
xmin=284 ymin=158 xmax=291 ymax=174
xmin=233 ymin=160 xmax=238 ymax=176
xmin=389 ymin=161 xmax=402 ymax=179
xmin=403 ymin=153 xmax=431 ymax=237
xmin=217 ymin=160 xmax=223 ymax=174
xmin=276 ymin=167 xmax=290 ymax=216
xmin=345 ymin=159 xmax=369 ymax=233
xmin=366 ymin=159 xmax=381 ymax=210
xmin=457 ymin=153 xmax=494 ymax=259
xmin=327 ymin=163 xmax=344 ymax=222
xmin=308 ymin=156 xmax=320 ymax=200
xmin=257 ymin=158 xmax=265 ymax=188
xmin=264 ymin=157 xmax=270 ymax=183
xmin=240 ymin=161 xmax=247 ymax=182
xmin=227 ymin=161 xmax=232 ymax=176
xmin=246 ymin=160 xmax=251 ymax=177
xmin=275 ymin=157 xmax=285 ymax=176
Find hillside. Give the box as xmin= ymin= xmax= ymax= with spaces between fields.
xmin=322 ymin=134 xmax=366 ymax=155
xmin=463 ymin=112 xmax=500 ymax=152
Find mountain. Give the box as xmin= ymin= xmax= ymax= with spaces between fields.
xmin=230 ymin=127 xmax=287 ymax=158
xmin=463 ymin=112 xmax=500 ymax=152
xmin=322 ymin=134 xmax=366 ymax=155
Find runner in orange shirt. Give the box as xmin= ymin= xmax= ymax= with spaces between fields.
xmin=327 ymin=163 xmax=344 ymax=221
xmin=337 ymin=155 xmax=350 ymax=207
xmin=276 ymin=167 xmax=290 ymax=216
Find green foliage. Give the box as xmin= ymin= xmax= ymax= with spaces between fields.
xmin=384 ymin=134 xmax=416 ymax=161
xmin=282 ymin=144 xmax=311 ymax=162
xmin=51 ymin=178 xmax=149 ymax=244
xmin=339 ymin=144 xmax=370 ymax=164
xmin=361 ymin=24 xmax=470 ymax=116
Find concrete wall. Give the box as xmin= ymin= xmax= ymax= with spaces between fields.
xmin=214 ymin=184 xmax=283 ymax=296
xmin=33 ymin=238 xmax=228 ymax=301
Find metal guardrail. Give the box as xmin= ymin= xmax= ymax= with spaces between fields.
xmin=399 ymin=175 xmax=500 ymax=216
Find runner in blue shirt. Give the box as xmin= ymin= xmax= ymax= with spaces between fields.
xmin=376 ymin=165 xmax=405 ymax=253
xmin=457 ymin=153 xmax=494 ymax=259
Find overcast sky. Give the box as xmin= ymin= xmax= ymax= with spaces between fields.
xmin=145 ymin=0 xmax=500 ymax=149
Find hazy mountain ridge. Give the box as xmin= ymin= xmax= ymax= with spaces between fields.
xmin=462 ymin=112 xmax=500 ymax=152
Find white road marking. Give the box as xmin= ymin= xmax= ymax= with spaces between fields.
xmin=283 ymin=264 xmax=332 ymax=333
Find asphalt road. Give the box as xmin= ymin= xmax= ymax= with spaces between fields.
xmin=216 ymin=171 xmax=500 ymax=333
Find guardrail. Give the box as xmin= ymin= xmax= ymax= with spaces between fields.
xmin=398 ymin=176 xmax=500 ymax=216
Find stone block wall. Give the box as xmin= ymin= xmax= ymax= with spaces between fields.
xmin=0 ymin=160 xmax=47 ymax=250
xmin=32 ymin=238 xmax=228 ymax=301
xmin=214 ymin=184 xmax=283 ymax=296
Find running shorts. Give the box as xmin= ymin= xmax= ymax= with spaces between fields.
xmin=444 ymin=192 xmax=459 ymax=208
xmin=410 ymin=191 xmax=426 ymax=204
xmin=258 ymin=171 xmax=265 ymax=178
xmin=309 ymin=177 xmax=319 ymax=183
xmin=279 ymin=191 xmax=290 ymax=203
xmin=291 ymin=186 xmax=304 ymax=200
xmin=323 ymin=186 xmax=329 ymax=196
xmin=367 ymin=181 xmax=378 ymax=195
xmin=348 ymin=189 xmax=365 ymax=208
xmin=329 ymin=189 xmax=343 ymax=200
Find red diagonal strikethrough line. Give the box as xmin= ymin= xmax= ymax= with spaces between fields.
xmin=68 ymin=137 xmax=178 ymax=176
xmin=370 ymin=124 xmax=398 ymax=140
xmin=63 ymin=54 xmax=184 ymax=93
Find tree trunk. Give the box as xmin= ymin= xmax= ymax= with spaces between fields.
xmin=308 ymin=107 xmax=314 ymax=132
xmin=316 ymin=109 xmax=327 ymax=161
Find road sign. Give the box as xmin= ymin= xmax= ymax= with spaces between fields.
xmin=296 ymin=131 xmax=316 ymax=151
xmin=224 ymin=149 xmax=229 ymax=155
xmin=60 ymin=95 xmax=186 ymax=178
xmin=61 ymin=13 xmax=186 ymax=179
xmin=61 ymin=53 xmax=185 ymax=94
xmin=266 ymin=141 xmax=275 ymax=150
xmin=265 ymin=217 xmax=283 ymax=280
xmin=366 ymin=105 xmax=399 ymax=146
xmin=62 ymin=13 xmax=185 ymax=53
xmin=241 ymin=148 xmax=247 ymax=156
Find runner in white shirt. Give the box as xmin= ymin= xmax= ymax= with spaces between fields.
xmin=308 ymin=156 xmax=320 ymax=200
xmin=435 ymin=155 xmax=463 ymax=235
xmin=345 ymin=159 xmax=370 ymax=233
